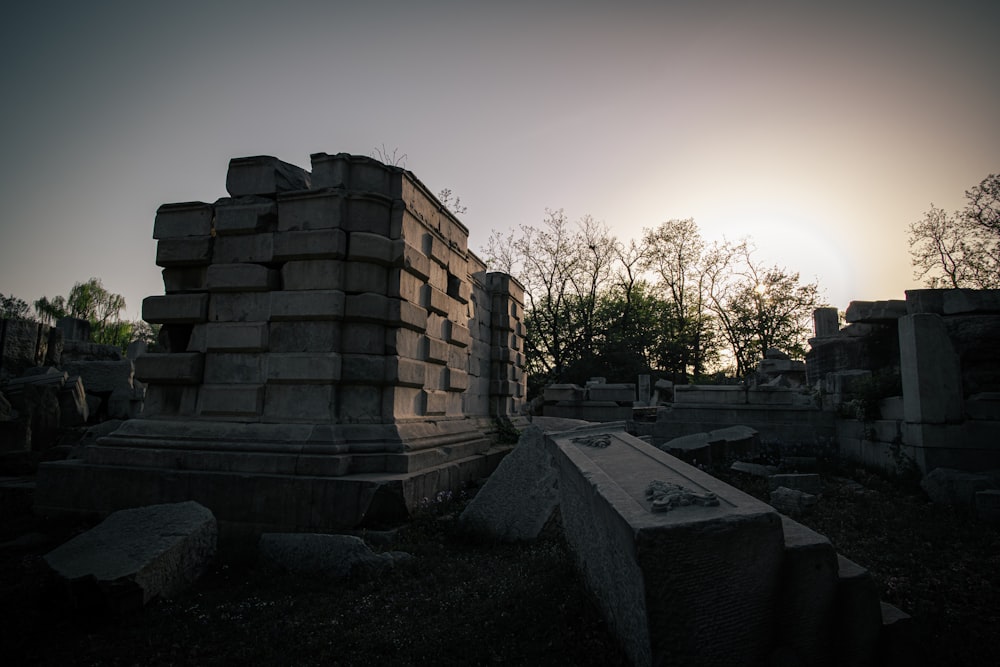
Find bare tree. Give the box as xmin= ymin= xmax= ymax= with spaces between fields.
xmin=437 ymin=188 xmax=468 ymax=215
xmin=908 ymin=174 xmax=1000 ymax=289
xmin=641 ymin=218 xmax=717 ymax=380
xmin=483 ymin=210 xmax=620 ymax=387
xmin=707 ymin=244 xmax=825 ymax=377
xmin=370 ymin=144 xmax=407 ymax=168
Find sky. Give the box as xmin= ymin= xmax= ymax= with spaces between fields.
xmin=1 ymin=0 xmax=997 ymax=320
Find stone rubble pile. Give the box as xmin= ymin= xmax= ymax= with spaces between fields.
xmin=1 ymin=316 xmax=143 ymax=459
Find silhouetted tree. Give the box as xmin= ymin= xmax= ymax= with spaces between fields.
xmin=34 ymin=278 xmax=130 ymax=349
xmin=909 ymin=174 xmax=1000 ymax=289
xmin=708 ymin=244 xmax=825 ymax=377
xmin=1 ymin=293 xmax=31 ymax=320
xmin=641 ymin=218 xmax=720 ymax=381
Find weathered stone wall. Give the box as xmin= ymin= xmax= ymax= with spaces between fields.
xmin=807 ymin=290 xmax=1000 ymax=475
xmin=36 ymin=153 xmax=527 ymax=531
xmin=137 ymin=153 xmax=525 ymax=428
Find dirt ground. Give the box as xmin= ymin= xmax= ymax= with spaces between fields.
xmin=1 ymin=462 xmax=998 ymax=666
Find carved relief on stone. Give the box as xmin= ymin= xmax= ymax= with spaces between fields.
xmin=571 ymin=433 xmax=612 ymax=448
xmin=645 ymin=479 xmax=719 ymax=513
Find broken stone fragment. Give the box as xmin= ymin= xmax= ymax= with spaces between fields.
xmin=769 ymin=486 xmax=818 ymax=516
xmin=730 ymin=461 xmax=778 ymax=478
xmin=768 ymin=473 xmax=823 ymax=496
xmin=43 ymin=501 xmax=217 ymax=612
xmin=257 ymin=533 xmax=409 ymax=579
xmin=458 ymin=425 xmax=559 ymax=542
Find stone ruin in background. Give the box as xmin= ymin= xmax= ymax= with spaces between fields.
xmin=35 ymin=153 xmax=527 ymax=533
xmin=1 ymin=316 xmax=145 ymax=458
xmin=538 ymin=290 xmax=1000 ymax=484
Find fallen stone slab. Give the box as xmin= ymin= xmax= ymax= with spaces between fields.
xmin=62 ymin=360 xmax=134 ymax=393
xmin=659 ymin=425 xmax=760 ymax=465
xmin=920 ymin=467 xmax=1000 ymax=511
xmin=658 ymin=431 xmax=713 ymax=463
xmin=549 ymin=425 xmax=784 ymax=666
xmin=770 ymin=486 xmax=818 ymax=516
xmin=458 ymin=425 xmax=558 ymax=541
xmin=731 ymin=461 xmax=778 ymax=478
xmin=43 ymin=501 xmax=217 ymax=611
xmin=257 ymin=533 xmax=409 ymax=579
xmin=768 ymin=473 xmax=823 ymax=496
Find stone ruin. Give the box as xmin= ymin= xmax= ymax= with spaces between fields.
xmin=616 ymin=290 xmax=1000 ymax=483
xmin=34 ymin=153 xmax=527 ymax=534
xmin=1 ymin=316 xmax=144 ymax=459
xmin=461 ymin=423 xmax=911 ymax=666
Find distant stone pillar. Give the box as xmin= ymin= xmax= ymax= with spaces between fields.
xmin=487 ymin=273 xmax=526 ymax=418
xmin=898 ymin=314 xmax=963 ymax=424
xmin=812 ymin=308 xmax=839 ymax=338
xmin=638 ymin=374 xmax=651 ymax=405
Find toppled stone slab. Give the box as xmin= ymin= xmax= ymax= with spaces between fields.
xmin=659 ymin=425 xmax=759 ymax=465
xmin=61 ymin=360 xmax=134 ymax=393
xmin=770 ymin=486 xmax=818 ymax=516
xmin=731 ymin=461 xmax=778 ymax=478
xmin=920 ymin=467 xmax=1000 ymax=511
xmin=257 ymin=533 xmax=409 ymax=579
xmin=458 ymin=425 xmax=558 ymax=541
xmin=768 ymin=473 xmax=823 ymax=496
xmin=549 ymin=425 xmax=784 ymax=666
xmin=43 ymin=501 xmax=216 ymax=611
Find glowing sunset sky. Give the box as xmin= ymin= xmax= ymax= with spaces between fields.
xmin=1 ymin=1 xmax=997 ymax=319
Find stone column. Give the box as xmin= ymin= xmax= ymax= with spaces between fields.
xmin=812 ymin=307 xmax=839 ymax=338
xmin=898 ymin=313 xmax=963 ymax=424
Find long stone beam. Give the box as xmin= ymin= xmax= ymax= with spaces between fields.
xmin=547 ymin=425 xmax=785 ymax=666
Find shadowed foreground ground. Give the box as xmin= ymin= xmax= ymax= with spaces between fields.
xmin=2 ymin=464 xmax=998 ymax=666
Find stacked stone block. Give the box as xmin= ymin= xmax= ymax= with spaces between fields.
xmin=38 ymin=153 xmax=527 ymax=530
xmin=141 ymin=153 xmax=524 ymax=435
